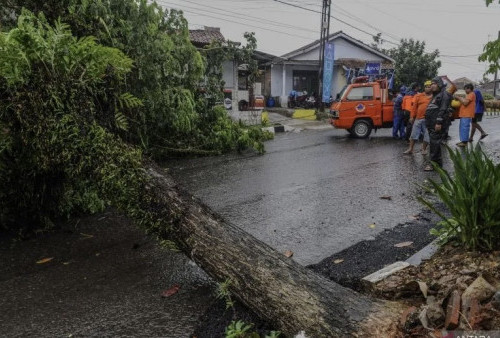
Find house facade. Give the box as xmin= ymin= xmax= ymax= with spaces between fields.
xmin=268 ymin=31 xmax=394 ymax=107
xmin=189 ymin=27 xmax=275 ymax=110
xmin=479 ymin=79 xmax=500 ymax=99
xmin=452 ymin=77 xmax=477 ymax=91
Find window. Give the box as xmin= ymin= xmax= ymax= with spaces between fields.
xmin=292 ymin=70 xmax=318 ymax=94
xmin=346 ymin=87 xmax=373 ymax=101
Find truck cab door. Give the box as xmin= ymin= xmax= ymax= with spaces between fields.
xmin=343 ymin=86 xmax=380 ymax=125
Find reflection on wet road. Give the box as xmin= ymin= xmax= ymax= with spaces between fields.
xmin=167 ymin=117 xmax=500 ymax=265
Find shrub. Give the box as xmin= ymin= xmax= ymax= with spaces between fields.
xmin=483 ymin=93 xmax=495 ymax=100
xmin=419 ymin=145 xmax=500 ymax=250
xmin=0 ymin=11 xmax=146 ymax=232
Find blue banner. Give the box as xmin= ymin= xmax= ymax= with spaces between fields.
xmin=322 ymin=43 xmax=335 ymax=103
xmin=388 ymin=70 xmax=395 ymax=90
xmin=365 ymin=62 xmax=381 ymax=75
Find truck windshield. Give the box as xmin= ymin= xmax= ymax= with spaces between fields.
xmin=336 ymin=85 xmax=347 ymax=101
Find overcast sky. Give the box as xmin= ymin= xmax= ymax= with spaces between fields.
xmin=156 ymin=0 xmax=500 ymax=82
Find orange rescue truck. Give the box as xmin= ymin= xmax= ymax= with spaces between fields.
xmin=329 ymin=76 xmax=393 ymax=138
xmin=329 ymin=75 xmax=457 ymax=138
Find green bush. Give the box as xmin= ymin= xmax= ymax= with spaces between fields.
xmin=419 ymin=145 xmax=500 ymax=250
xmin=1 ymin=0 xmax=269 ymax=157
xmin=0 ymin=11 xmax=146 ymax=231
xmin=483 ymin=93 xmax=495 ymax=100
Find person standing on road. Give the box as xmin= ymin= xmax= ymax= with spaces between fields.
xmin=402 ymin=83 xmax=419 ymax=142
xmin=470 ymin=87 xmax=488 ymax=141
xmin=441 ymin=84 xmax=455 ymax=143
xmin=404 ymin=81 xmax=432 ymax=155
xmin=454 ymin=83 xmax=476 ymax=147
xmin=393 ymin=86 xmax=406 ymax=139
xmin=424 ymin=77 xmax=451 ymax=171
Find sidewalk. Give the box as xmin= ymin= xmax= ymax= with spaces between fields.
xmin=265 ymin=111 xmax=332 ymax=133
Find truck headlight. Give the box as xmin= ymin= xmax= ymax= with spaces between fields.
xmin=330 ymin=110 xmax=339 ymax=118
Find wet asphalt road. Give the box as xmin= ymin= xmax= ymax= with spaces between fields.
xmin=2 ymin=115 xmax=499 ymax=337
xmin=0 ymin=212 xmax=213 ymax=338
xmin=167 ymin=115 xmax=500 ymax=266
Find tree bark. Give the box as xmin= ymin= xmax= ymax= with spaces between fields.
xmin=146 ymin=165 xmax=405 ymax=337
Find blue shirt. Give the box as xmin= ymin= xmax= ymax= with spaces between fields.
xmin=394 ymin=93 xmax=404 ymax=113
xmin=474 ymin=89 xmax=485 ymax=114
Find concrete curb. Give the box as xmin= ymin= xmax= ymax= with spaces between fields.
xmin=405 ymin=238 xmax=440 ymax=266
xmin=361 ymin=238 xmax=441 ymax=287
xmin=362 ymin=261 xmax=410 ymax=286
xmin=262 ymin=124 xmax=296 ymax=133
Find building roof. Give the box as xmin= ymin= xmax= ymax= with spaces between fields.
xmin=189 ymin=27 xmax=225 ymax=47
xmin=267 ymin=58 xmax=393 ymax=69
xmin=452 ymin=77 xmax=477 ymax=85
xmin=336 ymin=58 xmax=393 ymax=69
xmin=280 ymin=31 xmax=394 ymax=63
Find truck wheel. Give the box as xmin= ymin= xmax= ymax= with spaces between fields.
xmin=352 ymin=120 xmax=372 ymax=138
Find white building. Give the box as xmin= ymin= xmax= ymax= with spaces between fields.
xmin=268 ymin=31 xmax=394 ymax=107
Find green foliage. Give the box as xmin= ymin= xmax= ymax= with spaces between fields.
xmin=385 ymin=39 xmax=441 ymax=89
xmin=0 ymin=3 xmax=271 ymax=233
xmin=216 ymin=278 xmax=235 ymax=309
xmin=1 ymin=0 xmax=268 ymax=156
xmin=485 ymin=0 xmax=500 ymax=6
xmin=479 ymin=0 xmax=500 ymax=74
xmin=479 ymin=38 xmax=500 ymax=75
xmin=483 ymin=93 xmax=495 ymax=100
xmin=418 ymin=145 xmax=500 ymax=251
xmin=0 ymin=11 xmax=146 ymax=230
xmin=225 ymin=320 xmax=257 ymax=338
xmin=224 ymin=320 xmax=281 ymax=338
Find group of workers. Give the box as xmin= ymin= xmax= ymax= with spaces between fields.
xmin=392 ymin=77 xmax=488 ymax=172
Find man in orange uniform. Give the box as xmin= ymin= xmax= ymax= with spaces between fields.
xmin=404 ymin=81 xmax=432 ymax=154
xmin=402 ymin=83 xmax=418 ymax=141
xmin=454 ymin=83 xmax=476 ymax=147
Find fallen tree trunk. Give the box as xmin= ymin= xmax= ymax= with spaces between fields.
xmin=146 ymin=165 xmax=405 ymax=336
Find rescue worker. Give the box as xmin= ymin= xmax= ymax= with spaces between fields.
xmin=403 ymin=80 xmax=432 ymax=155
xmin=454 ymin=83 xmax=476 ymax=147
xmin=392 ymin=85 xmax=406 ymax=139
xmin=402 ymin=83 xmax=419 ymax=142
xmin=424 ymin=76 xmax=451 ymax=171
xmin=441 ymin=84 xmax=455 ymax=144
xmin=470 ymin=87 xmax=488 ymax=141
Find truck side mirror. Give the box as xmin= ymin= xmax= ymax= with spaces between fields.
xmin=335 ymin=93 xmax=341 ymax=101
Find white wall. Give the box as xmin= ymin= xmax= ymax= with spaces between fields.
xmin=222 ymin=60 xmax=235 ymax=88
xmin=331 ymin=66 xmax=346 ymax=98
xmin=289 ymin=37 xmax=386 ymax=63
xmin=271 ymin=64 xmax=283 ymax=97
xmin=270 ymin=37 xmax=392 ymax=106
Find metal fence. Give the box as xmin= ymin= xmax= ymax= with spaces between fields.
xmin=485 ymin=109 xmax=500 ymax=116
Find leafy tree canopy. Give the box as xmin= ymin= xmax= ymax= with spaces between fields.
xmin=0 ymin=2 xmax=272 ymax=232
xmin=386 ymin=38 xmax=441 ymax=89
xmin=1 ymin=0 xmax=269 ymax=157
xmin=477 ymin=0 xmax=500 ymax=74
xmin=0 ymin=11 xmax=146 ymax=229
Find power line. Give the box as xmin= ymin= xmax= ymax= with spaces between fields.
xmin=158 ymin=1 xmax=316 ymax=40
xmin=441 ymin=54 xmax=482 ymax=58
xmin=179 ymin=0 xmax=319 ymax=34
xmin=272 ymin=0 xmax=400 ymax=46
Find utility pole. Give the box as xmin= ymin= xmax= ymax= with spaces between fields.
xmin=494 ymin=30 xmax=500 ymax=99
xmin=318 ymin=0 xmax=331 ymax=111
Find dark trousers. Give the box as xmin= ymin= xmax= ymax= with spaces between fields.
xmin=403 ymin=111 xmax=411 ymax=141
xmin=393 ymin=113 xmax=405 ymax=138
xmin=428 ymin=128 xmax=445 ymax=167
xmin=405 ymin=122 xmax=413 ymax=141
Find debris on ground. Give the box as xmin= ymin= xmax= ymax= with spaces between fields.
xmin=372 ymin=244 xmax=500 ymax=333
